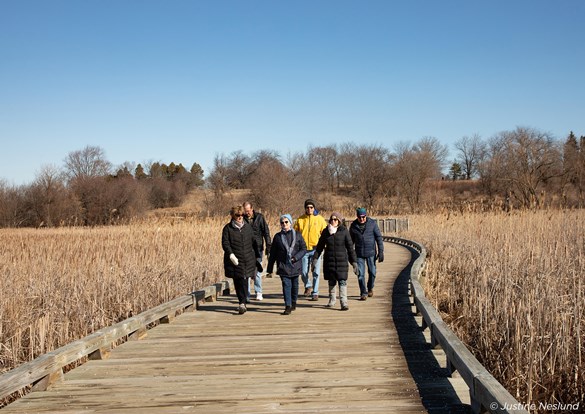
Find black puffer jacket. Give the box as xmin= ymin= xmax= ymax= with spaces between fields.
xmin=314 ymin=225 xmax=357 ymax=281
xmin=222 ymin=221 xmax=259 ymax=279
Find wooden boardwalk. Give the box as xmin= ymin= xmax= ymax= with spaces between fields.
xmin=2 ymin=243 xmax=469 ymax=413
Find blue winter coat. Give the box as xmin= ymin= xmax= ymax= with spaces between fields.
xmin=349 ymin=217 xmax=384 ymax=258
xmin=267 ymin=230 xmax=307 ymax=278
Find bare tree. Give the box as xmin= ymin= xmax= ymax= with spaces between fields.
xmin=63 ymin=145 xmax=112 ymax=181
xmin=392 ymin=137 xmax=448 ymax=212
xmin=248 ymin=154 xmax=300 ymax=214
xmin=454 ymin=134 xmax=486 ymax=179
xmin=206 ymin=154 xmax=231 ymax=196
xmin=0 ymin=180 xmax=24 ymax=227
xmin=339 ymin=144 xmax=392 ymax=210
xmin=480 ymin=127 xmax=562 ymax=208
xmin=26 ymin=165 xmax=80 ymax=226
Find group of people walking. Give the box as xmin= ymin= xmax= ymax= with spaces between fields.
xmin=221 ymin=199 xmax=384 ymax=315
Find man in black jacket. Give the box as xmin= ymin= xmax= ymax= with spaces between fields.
xmin=349 ymin=207 xmax=384 ymax=300
xmin=243 ymin=201 xmax=272 ymax=301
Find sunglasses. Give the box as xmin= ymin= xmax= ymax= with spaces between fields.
xmin=330 ymin=217 xmax=339 ymax=222
xmin=358 ymin=215 xmax=366 ymax=219
xmin=306 ymin=206 xmax=315 ymax=209
xmin=234 ymin=214 xmax=243 ymax=217
xmin=280 ymin=220 xmax=290 ymax=225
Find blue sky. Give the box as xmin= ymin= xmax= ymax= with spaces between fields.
xmin=1 ymin=0 xmax=584 ymax=185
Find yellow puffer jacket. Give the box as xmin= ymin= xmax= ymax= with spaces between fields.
xmin=294 ymin=214 xmax=328 ymax=251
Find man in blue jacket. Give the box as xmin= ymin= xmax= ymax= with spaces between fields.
xmin=349 ymin=207 xmax=384 ymax=300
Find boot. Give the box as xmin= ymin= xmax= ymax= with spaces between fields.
xmin=326 ymin=284 xmax=337 ymax=308
xmin=282 ymin=306 xmax=292 ymax=315
xmin=340 ymin=285 xmax=349 ymax=311
xmin=291 ymin=302 xmax=297 ymax=311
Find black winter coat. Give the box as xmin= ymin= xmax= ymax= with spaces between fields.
xmin=314 ymin=225 xmax=357 ymax=281
xmin=267 ymin=230 xmax=307 ymax=278
xmin=244 ymin=211 xmax=272 ymax=254
xmin=350 ymin=217 xmax=384 ymax=258
xmin=222 ymin=221 xmax=260 ymax=279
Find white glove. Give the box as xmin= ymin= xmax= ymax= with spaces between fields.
xmin=229 ymin=253 xmax=239 ymax=266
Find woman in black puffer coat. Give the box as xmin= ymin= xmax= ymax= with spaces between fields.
xmin=313 ymin=212 xmax=358 ymax=311
xmin=222 ymin=205 xmax=261 ymax=314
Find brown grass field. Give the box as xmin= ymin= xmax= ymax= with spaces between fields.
xmin=405 ymin=209 xmax=584 ymax=410
xmin=1 ymin=208 xmax=583 ymax=411
xmin=0 ymin=216 xmax=224 ymax=376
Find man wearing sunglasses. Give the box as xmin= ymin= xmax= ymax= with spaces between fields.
xmin=293 ymin=199 xmax=327 ymax=301
xmin=349 ymin=207 xmax=384 ymax=300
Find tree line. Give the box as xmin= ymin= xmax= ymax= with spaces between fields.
xmin=208 ymin=127 xmax=585 ymax=214
xmin=0 ymin=146 xmax=204 ymax=227
xmin=1 ymin=126 xmax=584 ymax=227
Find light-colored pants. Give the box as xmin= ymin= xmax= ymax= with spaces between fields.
xmin=301 ymin=249 xmax=321 ymax=295
xmin=248 ymin=253 xmax=263 ymax=296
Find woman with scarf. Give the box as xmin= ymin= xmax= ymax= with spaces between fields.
xmin=312 ymin=212 xmax=358 ymax=311
xmin=266 ymin=214 xmax=307 ymax=315
xmin=222 ymin=205 xmax=262 ymax=314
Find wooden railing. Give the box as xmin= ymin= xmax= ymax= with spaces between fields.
xmin=375 ymin=217 xmax=409 ymax=233
xmin=0 ymin=281 xmax=232 ymax=402
xmin=386 ymin=236 xmax=529 ymax=414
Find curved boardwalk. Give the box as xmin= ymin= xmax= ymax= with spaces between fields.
xmin=2 ymin=243 xmax=467 ymax=413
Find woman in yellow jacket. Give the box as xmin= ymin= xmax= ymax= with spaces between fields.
xmin=294 ymin=199 xmax=328 ymax=300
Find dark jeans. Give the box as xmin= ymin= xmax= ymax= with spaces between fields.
xmin=233 ymin=277 xmax=249 ymax=305
xmin=280 ymin=275 xmax=299 ymax=307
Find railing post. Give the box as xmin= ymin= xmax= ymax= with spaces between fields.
xmin=31 ymin=369 xmax=63 ymax=392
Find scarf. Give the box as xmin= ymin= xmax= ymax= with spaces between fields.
xmin=280 ymin=229 xmax=296 ymax=265
xmin=231 ymin=219 xmax=245 ymax=230
xmin=327 ymin=224 xmax=338 ymax=235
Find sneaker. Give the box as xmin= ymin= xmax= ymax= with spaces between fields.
xmin=341 ymin=304 xmax=349 ymax=311
xmin=304 ymin=288 xmax=312 ymax=297
xmin=310 ymin=294 xmax=319 ymax=301
xmin=256 ymin=292 xmax=263 ymax=301
xmin=282 ymin=306 xmax=292 ymax=315
xmin=238 ymin=304 xmax=247 ymax=314
xmin=360 ymin=294 xmax=368 ymax=301
xmin=368 ymin=290 xmax=374 ymax=297
xmin=326 ymin=301 xmax=336 ymax=308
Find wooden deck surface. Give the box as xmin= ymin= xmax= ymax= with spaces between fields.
xmin=3 ymin=243 xmax=469 ymax=413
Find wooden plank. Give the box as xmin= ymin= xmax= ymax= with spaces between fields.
xmin=1 ymin=243 xmax=434 ymax=413
xmin=0 ymin=292 xmax=195 ymax=398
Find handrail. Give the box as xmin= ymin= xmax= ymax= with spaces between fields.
xmin=385 ymin=236 xmax=529 ymax=414
xmin=0 ymin=280 xmax=232 ymax=401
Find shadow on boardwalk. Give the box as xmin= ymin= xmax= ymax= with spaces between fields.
xmin=391 ymin=245 xmax=472 ymax=414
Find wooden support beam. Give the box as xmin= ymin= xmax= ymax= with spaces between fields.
xmin=128 ymin=327 xmax=147 ymax=341
xmin=88 ymin=347 xmax=110 ymax=360
xmin=31 ymin=369 xmax=63 ymax=392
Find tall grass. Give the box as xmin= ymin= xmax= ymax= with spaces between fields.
xmin=0 ymin=217 xmax=224 ymax=375
xmin=405 ymin=209 xmax=584 ymax=410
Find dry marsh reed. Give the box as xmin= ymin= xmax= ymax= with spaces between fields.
xmin=0 ymin=217 xmax=225 ymax=376
xmin=405 ymin=209 xmax=584 ymax=411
